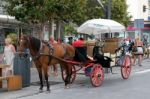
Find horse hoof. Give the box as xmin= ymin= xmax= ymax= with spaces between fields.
xmin=47 ymin=89 xmax=51 ymax=93
xmin=39 ymin=89 xmax=43 ymax=93
xmin=39 ymin=88 xmax=43 ymax=93
xmin=65 ymin=85 xmax=70 ymax=89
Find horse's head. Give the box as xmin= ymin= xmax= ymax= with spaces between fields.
xmin=18 ymin=35 xmax=29 ymax=55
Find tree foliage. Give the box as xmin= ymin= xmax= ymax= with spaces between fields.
xmin=77 ymin=0 xmax=104 ymax=25
xmin=111 ymin=0 xmax=131 ymax=26
xmin=3 ymin=0 xmax=131 ymax=27
xmin=3 ymin=0 xmax=87 ymax=24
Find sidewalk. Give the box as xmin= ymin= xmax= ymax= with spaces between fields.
xmin=0 ymin=58 xmax=150 ymax=99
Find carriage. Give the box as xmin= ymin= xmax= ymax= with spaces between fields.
xmin=18 ymin=19 xmax=132 ymax=92
xmin=60 ymin=19 xmax=132 ymax=87
xmin=61 ymin=37 xmax=132 ymax=87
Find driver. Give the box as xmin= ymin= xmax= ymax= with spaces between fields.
xmin=72 ymin=37 xmax=87 ymax=63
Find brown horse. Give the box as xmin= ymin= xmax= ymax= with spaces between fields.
xmin=18 ymin=35 xmax=75 ymax=92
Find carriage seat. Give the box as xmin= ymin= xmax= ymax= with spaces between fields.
xmin=93 ymin=46 xmax=113 ymax=68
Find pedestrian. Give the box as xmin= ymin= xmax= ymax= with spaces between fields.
xmin=68 ymin=37 xmax=73 ymax=45
xmin=49 ymin=36 xmax=58 ymax=76
xmin=57 ymin=38 xmax=63 ymax=44
xmin=143 ymin=35 xmax=148 ymax=47
xmin=142 ymin=35 xmax=148 ymax=58
xmin=49 ymin=36 xmax=57 ymax=44
xmin=133 ymin=37 xmax=144 ymax=66
xmin=2 ymin=37 xmax=16 ymax=76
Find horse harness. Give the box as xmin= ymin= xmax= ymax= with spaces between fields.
xmin=27 ymin=37 xmax=54 ymax=63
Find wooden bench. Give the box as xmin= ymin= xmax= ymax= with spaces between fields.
xmin=0 ymin=75 xmax=22 ymax=91
xmin=0 ymin=64 xmax=22 ymax=91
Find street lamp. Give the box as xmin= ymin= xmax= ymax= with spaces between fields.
xmin=97 ymin=0 xmax=112 ymax=73
xmin=97 ymin=0 xmax=112 ymax=19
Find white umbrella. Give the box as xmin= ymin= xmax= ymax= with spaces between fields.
xmin=77 ymin=19 xmax=125 ymax=35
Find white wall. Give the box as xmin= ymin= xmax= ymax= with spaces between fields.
xmin=127 ymin=0 xmax=149 ymax=21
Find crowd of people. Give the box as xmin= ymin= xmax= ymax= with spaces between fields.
xmin=122 ymin=35 xmax=150 ymax=66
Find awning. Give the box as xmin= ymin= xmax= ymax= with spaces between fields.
xmin=127 ymin=26 xmax=150 ymax=31
xmin=0 ymin=15 xmax=20 ymax=24
xmin=127 ymin=26 xmax=138 ymax=31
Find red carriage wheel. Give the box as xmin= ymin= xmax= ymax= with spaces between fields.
xmin=90 ymin=64 xmax=104 ymax=87
xmin=61 ymin=65 xmax=76 ymax=83
xmin=121 ymin=55 xmax=132 ymax=79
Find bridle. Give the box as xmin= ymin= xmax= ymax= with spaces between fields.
xmin=19 ymin=36 xmax=54 ymax=61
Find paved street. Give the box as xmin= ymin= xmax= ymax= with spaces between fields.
xmin=0 ymin=58 xmax=150 ymax=99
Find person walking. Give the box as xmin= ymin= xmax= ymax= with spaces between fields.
xmin=49 ymin=36 xmax=58 ymax=76
xmin=2 ymin=37 xmax=16 ymax=76
xmin=133 ymin=37 xmax=143 ymax=66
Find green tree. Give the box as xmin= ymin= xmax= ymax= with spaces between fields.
xmin=3 ymin=0 xmax=87 ymax=24
xmin=68 ymin=0 xmax=131 ymax=26
xmin=68 ymin=0 xmax=104 ymax=25
xmin=4 ymin=0 xmax=48 ymax=23
xmin=4 ymin=0 xmax=131 ymax=33
xmin=64 ymin=23 xmax=77 ymax=35
xmin=111 ymin=0 xmax=131 ymax=26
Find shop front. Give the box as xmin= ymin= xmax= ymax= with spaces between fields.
xmin=127 ymin=25 xmax=150 ymax=43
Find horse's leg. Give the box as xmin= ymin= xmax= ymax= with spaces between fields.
xmin=67 ymin=64 xmax=72 ymax=85
xmin=61 ymin=64 xmax=69 ymax=87
xmin=37 ymin=66 xmax=44 ymax=92
xmin=43 ymin=64 xmax=50 ymax=92
xmin=64 ymin=64 xmax=72 ymax=88
xmin=53 ymin=64 xmax=58 ymax=76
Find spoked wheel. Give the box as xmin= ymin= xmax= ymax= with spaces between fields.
xmin=61 ymin=65 xmax=76 ymax=83
xmin=90 ymin=64 xmax=104 ymax=87
xmin=121 ymin=55 xmax=132 ymax=79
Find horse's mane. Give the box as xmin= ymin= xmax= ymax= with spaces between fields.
xmin=29 ymin=36 xmax=41 ymax=52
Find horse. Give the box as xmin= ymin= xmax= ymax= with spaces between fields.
xmin=18 ymin=35 xmax=75 ymax=92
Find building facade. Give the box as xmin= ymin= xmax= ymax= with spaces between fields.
xmin=127 ymin=0 xmax=149 ymax=21
xmin=126 ymin=0 xmax=150 ymax=43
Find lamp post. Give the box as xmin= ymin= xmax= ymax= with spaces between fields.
xmin=107 ymin=0 xmax=112 ymax=19
xmin=97 ymin=0 xmax=112 ymax=19
xmin=97 ymin=0 xmax=112 ymax=73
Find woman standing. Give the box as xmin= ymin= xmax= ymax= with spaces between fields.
xmin=3 ymin=37 xmax=16 ymax=75
xmin=133 ymin=37 xmax=143 ymax=66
